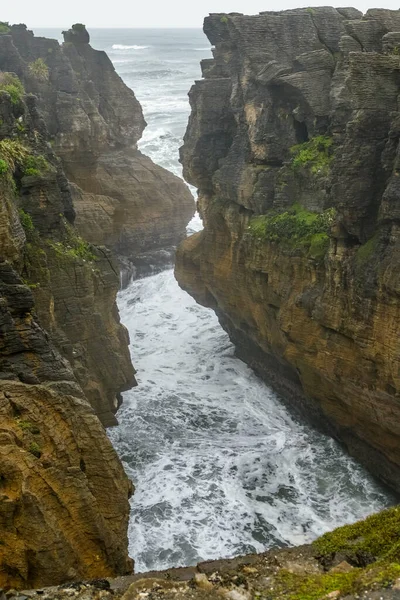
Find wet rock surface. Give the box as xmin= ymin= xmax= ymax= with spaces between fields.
xmin=175 ymin=7 xmax=400 ymax=492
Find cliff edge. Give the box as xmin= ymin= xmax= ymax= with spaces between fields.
xmin=176 ymin=8 xmax=400 ymax=492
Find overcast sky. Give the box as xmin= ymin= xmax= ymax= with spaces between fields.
xmin=3 ymin=0 xmax=400 ymax=28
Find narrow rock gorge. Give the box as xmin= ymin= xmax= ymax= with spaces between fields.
xmin=176 ymin=8 xmax=400 ymax=492
xmin=0 ymin=22 xmax=194 ymax=589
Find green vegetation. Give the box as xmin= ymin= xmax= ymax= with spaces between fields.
xmin=314 ymin=505 xmax=400 ymax=561
xmin=0 ymin=140 xmax=50 ymax=178
xmin=0 ymin=139 xmax=29 ymax=172
xmin=0 ymin=73 xmax=24 ymax=105
xmin=356 ymin=234 xmax=379 ymax=266
xmin=28 ymin=442 xmax=42 ymax=458
xmin=251 ymin=508 xmax=400 ymax=599
xmin=220 ymin=15 xmax=229 ymax=23
xmin=290 ymin=135 xmax=334 ymax=176
xmin=0 ymin=21 xmax=10 ymax=34
xmin=22 ymin=154 xmax=50 ymax=177
xmin=247 ymin=203 xmax=335 ymax=259
xmin=272 ymin=562 xmax=400 ymax=600
xmin=48 ymin=223 xmax=96 ymax=262
xmin=28 ymin=58 xmax=49 ymax=81
xmin=16 ymin=418 xmax=40 ymax=434
xmin=0 ymin=158 xmax=7 ymax=175
xmin=306 ymin=7 xmax=316 ymax=14
xmin=19 ymin=209 xmax=34 ymax=232
xmin=72 ymin=23 xmax=86 ymax=31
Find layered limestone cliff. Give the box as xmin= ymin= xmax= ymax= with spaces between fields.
xmin=176 ymin=8 xmax=400 ymax=492
xmin=0 ymin=23 xmax=195 ymax=280
xmin=0 ymin=78 xmax=133 ymax=587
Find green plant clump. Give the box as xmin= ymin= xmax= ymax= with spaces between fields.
xmin=72 ymin=23 xmax=86 ymax=30
xmin=16 ymin=418 xmax=40 ymax=434
xmin=273 ymin=562 xmax=400 ymax=600
xmin=19 ymin=209 xmax=34 ymax=232
xmin=0 ymin=21 xmax=10 ymax=34
xmin=28 ymin=442 xmax=42 ymax=458
xmin=247 ymin=203 xmax=335 ymax=258
xmin=22 ymin=154 xmax=50 ymax=177
xmin=314 ymin=505 xmax=400 ymax=561
xmin=0 ymin=73 xmax=25 ymax=105
xmin=220 ymin=15 xmax=229 ymax=23
xmin=0 ymin=158 xmax=7 ymax=175
xmin=28 ymin=58 xmax=49 ymax=81
xmin=48 ymin=222 xmax=96 ymax=262
xmin=290 ymin=135 xmax=334 ymax=175
xmin=0 ymin=139 xmax=29 ymax=172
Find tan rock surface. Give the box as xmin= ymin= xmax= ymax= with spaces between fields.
xmin=176 ymin=8 xmax=400 ymax=491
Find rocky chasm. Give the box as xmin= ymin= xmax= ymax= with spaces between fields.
xmin=176 ymin=7 xmax=400 ymax=494
xmin=0 ymin=22 xmax=194 ymax=589
xmin=1 ymin=12 xmax=400 ymax=600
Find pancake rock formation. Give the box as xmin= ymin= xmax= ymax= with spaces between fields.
xmin=0 ymin=73 xmax=134 ymax=587
xmin=176 ymin=8 xmax=400 ymax=492
xmin=0 ymin=23 xmax=195 ymax=280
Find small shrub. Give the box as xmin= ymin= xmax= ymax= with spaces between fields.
xmin=0 ymin=73 xmax=24 ymax=105
xmin=247 ymin=203 xmax=336 ymax=259
xmin=22 ymin=154 xmax=50 ymax=177
xmin=290 ymin=135 xmax=334 ymax=175
xmin=28 ymin=442 xmax=42 ymax=458
xmin=16 ymin=418 xmax=40 ymax=434
xmin=19 ymin=209 xmax=34 ymax=232
xmin=48 ymin=221 xmax=96 ymax=262
xmin=0 ymin=139 xmax=29 ymax=172
xmin=0 ymin=22 xmax=10 ymax=34
xmin=0 ymin=158 xmax=7 ymax=175
xmin=28 ymin=58 xmax=49 ymax=82
xmin=220 ymin=15 xmax=229 ymax=23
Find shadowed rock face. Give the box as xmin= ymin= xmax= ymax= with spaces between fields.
xmin=0 ymin=24 xmax=195 ymax=279
xmin=0 ymin=90 xmax=133 ymax=587
xmin=176 ymin=8 xmax=400 ymax=492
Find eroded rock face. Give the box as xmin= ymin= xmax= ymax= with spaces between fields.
xmin=0 ymin=24 xmax=195 ymax=278
xmin=0 ymin=85 xmax=133 ymax=587
xmin=176 ymin=8 xmax=400 ymax=491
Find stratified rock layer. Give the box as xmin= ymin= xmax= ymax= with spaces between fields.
xmin=176 ymin=8 xmax=400 ymax=491
xmin=0 ymin=75 xmax=132 ymax=586
xmin=0 ymin=24 xmax=195 ymax=277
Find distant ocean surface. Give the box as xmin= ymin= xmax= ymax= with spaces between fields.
xmin=32 ymin=27 xmax=394 ymax=573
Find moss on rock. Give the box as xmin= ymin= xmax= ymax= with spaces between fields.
xmin=247 ymin=203 xmax=335 ymax=259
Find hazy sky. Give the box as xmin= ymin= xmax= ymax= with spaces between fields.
xmin=3 ymin=0 xmax=400 ymax=28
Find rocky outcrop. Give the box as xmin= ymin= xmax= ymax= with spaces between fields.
xmin=176 ymin=8 xmax=400 ymax=492
xmin=0 ymin=24 xmax=195 ymax=280
xmin=0 ymin=71 xmax=133 ymax=586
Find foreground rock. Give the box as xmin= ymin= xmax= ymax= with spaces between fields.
xmin=9 ymin=507 xmax=400 ymax=600
xmin=176 ymin=8 xmax=400 ymax=492
xmin=0 ymin=71 xmax=132 ymax=586
xmin=0 ymin=23 xmax=195 ymax=280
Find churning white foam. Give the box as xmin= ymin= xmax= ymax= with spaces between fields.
xmin=111 ymin=269 xmax=394 ymax=573
xmin=112 ymin=44 xmax=149 ymax=50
